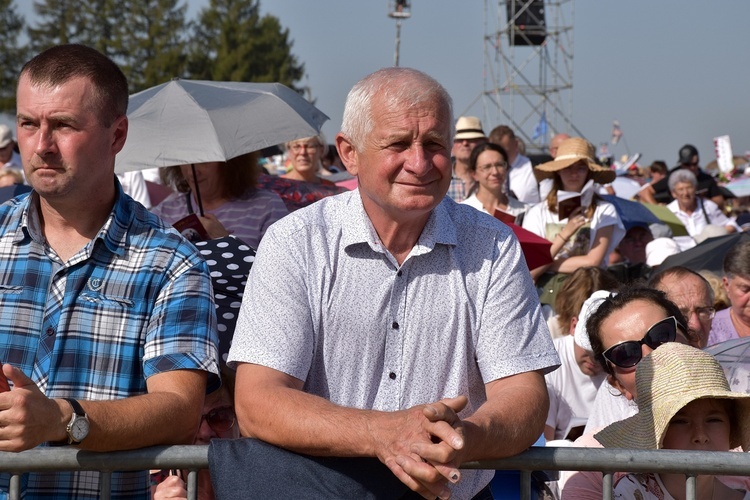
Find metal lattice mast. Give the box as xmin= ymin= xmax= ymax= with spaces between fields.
xmin=482 ymin=0 xmax=581 ymax=154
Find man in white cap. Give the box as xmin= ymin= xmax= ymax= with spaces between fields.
xmin=447 ymin=116 xmax=486 ymax=202
xmin=0 ymin=124 xmax=22 ymax=171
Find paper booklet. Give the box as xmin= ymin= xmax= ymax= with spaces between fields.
xmin=557 ymin=179 xmax=595 ymax=220
xmin=173 ymin=213 xmax=210 ymax=242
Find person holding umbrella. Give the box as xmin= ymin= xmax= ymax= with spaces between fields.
xmin=152 ymin=151 xmax=288 ymax=249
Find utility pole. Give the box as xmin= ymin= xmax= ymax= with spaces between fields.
xmin=388 ymin=1 xmax=411 ymax=67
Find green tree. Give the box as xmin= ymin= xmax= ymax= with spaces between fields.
xmin=27 ymin=0 xmax=79 ymax=52
xmin=0 ymin=0 xmax=28 ymax=111
xmin=117 ymin=0 xmax=190 ymax=93
xmin=188 ymin=0 xmax=304 ymax=91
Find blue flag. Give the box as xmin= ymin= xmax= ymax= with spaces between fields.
xmin=532 ymin=112 xmax=548 ymax=142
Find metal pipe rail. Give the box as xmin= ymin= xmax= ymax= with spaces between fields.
xmin=0 ymin=445 xmax=747 ymax=499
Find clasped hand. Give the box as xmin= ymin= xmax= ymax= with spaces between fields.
xmin=377 ymin=395 xmax=469 ymax=499
xmin=0 ymin=363 xmax=66 ymax=451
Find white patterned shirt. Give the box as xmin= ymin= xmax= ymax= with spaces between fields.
xmin=229 ymin=190 xmax=559 ymax=499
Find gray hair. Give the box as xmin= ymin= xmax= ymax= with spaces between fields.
xmin=724 ymin=241 xmax=750 ymax=278
xmin=340 ymin=67 xmax=453 ymax=151
xmin=668 ymin=169 xmax=697 ymax=191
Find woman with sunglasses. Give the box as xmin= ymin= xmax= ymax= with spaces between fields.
xmin=560 ymin=287 xmax=689 ymax=500
xmin=460 ymin=142 xmax=528 ymax=221
xmin=153 ymin=371 xmax=239 ymax=500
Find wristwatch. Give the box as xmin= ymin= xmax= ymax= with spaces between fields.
xmin=63 ymin=398 xmax=90 ymax=445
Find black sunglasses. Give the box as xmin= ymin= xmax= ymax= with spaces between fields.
xmin=602 ymin=316 xmax=679 ymax=368
xmin=201 ymin=406 xmax=236 ymax=433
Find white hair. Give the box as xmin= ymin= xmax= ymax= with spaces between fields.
xmin=340 ymin=67 xmax=454 ymax=151
xmin=668 ymin=169 xmax=697 ymax=191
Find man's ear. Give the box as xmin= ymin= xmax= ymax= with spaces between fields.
xmin=111 ymin=115 xmax=128 ymax=155
xmin=336 ymin=133 xmax=358 ymax=176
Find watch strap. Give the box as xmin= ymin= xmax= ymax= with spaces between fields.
xmin=63 ymin=398 xmax=86 ymax=418
xmin=63 ymin=398 xmax=88 ymax=444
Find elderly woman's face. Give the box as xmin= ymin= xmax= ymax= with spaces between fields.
xmin=725 ymin=273 xmax=750 ymax=325
xmin=598 ymin=300 xmax=678 ymax=401
xmin=288 ymin=137 xmax=323 ymax=177
xmin=671 ymin=181 xmax=696 ymax=208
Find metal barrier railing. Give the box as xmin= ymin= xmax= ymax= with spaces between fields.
xmin=1 ymin=445 xmax=748 ymax=500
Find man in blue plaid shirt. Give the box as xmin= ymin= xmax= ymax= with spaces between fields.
xmin=0 ymin=44 xmax=219 ymax=499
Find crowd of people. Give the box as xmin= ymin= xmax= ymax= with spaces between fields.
xmin=0 ymin=42 xmax=749 ymax=500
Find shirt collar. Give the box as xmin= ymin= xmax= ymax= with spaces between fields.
xmin=341 ymin=190 xmax=458 ymax=257
xmin=18 ymin=177 xmax=130 ymax=257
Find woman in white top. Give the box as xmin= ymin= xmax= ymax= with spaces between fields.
xmin=667 ymin=169 xmax=738 ymax=251
xmin=460 ymin=142 xmax=527 ymax=221
xmin=523 ymin=137 xmax=625 ymax=280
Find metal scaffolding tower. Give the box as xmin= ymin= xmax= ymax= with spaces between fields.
xmin=481 ymin=0 xmax=581 ymax=154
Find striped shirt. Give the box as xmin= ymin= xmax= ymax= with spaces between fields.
xmin=151 ymin=188 xmax=288 ymax=249
xmin=0 ymin=181 xmax=219 ymax=499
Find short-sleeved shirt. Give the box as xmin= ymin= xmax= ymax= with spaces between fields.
xmin=508 ymin=154 xmax=541 ymax=204
xmin=152 ymin=187 xmax=288 ymax=249
xmin=522 ymin=199 xmax=626 ymax=267
xmin=0 ymin=181 xmax=219 ymax=499
xmin=707 ymin=307 xmax=739 ymax=347
xmin=228 ymin=190 xmax=560 ymax=500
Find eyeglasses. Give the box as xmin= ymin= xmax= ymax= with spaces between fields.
xmin=477 ymin=162 xmax=508 ymax=173
xmin=289 ymin=143 xmax=321 ymax=153
xmin=680 ymin=306 xmax=716 ymax=322
xmin=602 ymin=316 xmax=679 ymax=368
xmin=200 ymin=406 xmax=236 ymax=433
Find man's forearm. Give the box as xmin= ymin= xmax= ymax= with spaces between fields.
xmin=460 ymin=371 xmax=549 ymax=462
xmin=74 ymin=370 xmax=207 ymax=451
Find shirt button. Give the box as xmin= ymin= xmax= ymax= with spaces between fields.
xmin=46 ymin=327 xmax=55 ymax=336
xmin=397 ymin=270 xmax=402 ymax=277
xmin=392 ymin=321 xmax=399 ymax=330
xmin=389 ymin=372 xmax=397 ymax=380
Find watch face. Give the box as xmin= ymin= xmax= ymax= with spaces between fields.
xmin=70 ymin=417 xmax=90 ymax=442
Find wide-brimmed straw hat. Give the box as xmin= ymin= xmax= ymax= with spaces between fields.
xmin=595 ymin=343 xmax=750 ymax=451
xmin=454 ymin=116 xmax=486 ymax=140
xmin=534 ymin=137 xmax=616 ymax=184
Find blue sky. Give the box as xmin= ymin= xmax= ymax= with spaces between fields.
xmin=17 ymin=1 xmax=750 ymax=168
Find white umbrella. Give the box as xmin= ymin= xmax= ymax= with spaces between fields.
xmin=114 ymin=79 xmax=329 ymax=173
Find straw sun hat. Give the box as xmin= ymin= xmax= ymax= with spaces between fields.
xmin=595 ymin=343 xmax=750 ymax=451
xmin=534 ymin=137 xmax=616 ymax=185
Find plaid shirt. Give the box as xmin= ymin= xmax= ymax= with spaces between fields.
xmin=0 ymin=181 xmax=219 ymax=499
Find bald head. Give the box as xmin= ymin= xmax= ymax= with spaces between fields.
xmin=549 ymin=133 xmax=571 ymax=159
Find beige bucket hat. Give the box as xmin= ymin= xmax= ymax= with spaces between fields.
xmin=454 ymin=116 xmax=486 ymax=140
xmin=595 ymin=342 xmax=750 ymax=451
xmin=533 ymin=137 xmax=615 ymax=184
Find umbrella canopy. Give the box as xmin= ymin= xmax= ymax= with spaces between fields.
xmin=601 ymin=195 xmax=661 ymax=231
xmin=193 ymin=235 xmax=255 ymax=370
xmin=115 ymin=79 xmax=329 ymax=173
xmin=705 ymin=337 xmax=750 ymax=394
xmin=725 ymin=176 xmax=750 ymax=198
xmin=656 ymin=231 xmax=750 ymax=274
xmin=641 ymin=202 xmax=689 ymax=237
xmin=506 ymin=222 xmax=553 ymax=270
